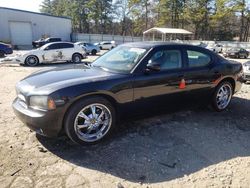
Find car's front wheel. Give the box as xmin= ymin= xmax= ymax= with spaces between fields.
xmin=212 ymin=81 xmax=233 ymax=111
xmin=25 ymin=56 xmax=39 ymax=66
xmin=72 ymin=53 xmax=82 ymax=63
xmin=64 ymin=97 xmax=116 ymax=145
xmin=0 ymin=50 xmax=5 ymax=57
xmin=91 ymin=49 xmax=97 ymax=55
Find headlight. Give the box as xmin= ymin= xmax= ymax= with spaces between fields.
xmin=29 ymin=96 xmax=56 ymax=111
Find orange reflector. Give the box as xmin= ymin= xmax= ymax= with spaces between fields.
xmin=179 ymin=79 xmax=186 ymax=89
xmin=48 ymin=98 xmax=56 ymax=110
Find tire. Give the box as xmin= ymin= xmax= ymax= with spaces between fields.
xmin=25 ymin=55 xmax=39 ymax=66
xmin=72 ymin=53 xmax=82 ymax=63
xmin=212 ymin=81 xmax=233 ymax=112
xmin=64 ymin=96 xmax=116 ymax=145
xmin=91 ymin=49 xmax=97 ymax=55
xmin=100 ymin=46 xmax=103 ymax=50
xmin=0 ymin=51 xmax=4 ymax=58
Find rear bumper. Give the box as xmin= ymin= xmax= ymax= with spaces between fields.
xmin=12 ymin=98 xmax=63 ymax=137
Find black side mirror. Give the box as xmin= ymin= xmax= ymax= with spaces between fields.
xmin=44 ymin=47 xmax=49 ymax=51
xmin=146 ymin=61 xmax=161 ymax=72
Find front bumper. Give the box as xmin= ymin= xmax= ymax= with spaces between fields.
xmin=243 ymin=72 xmax=250 ymax=81
xmin=12 ymin=98 xmax=63 ymax=137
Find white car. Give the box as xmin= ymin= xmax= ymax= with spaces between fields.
xmin=75 ymin=42 xmax=100 ymax=55
xmin=16 ymin=42 xmax=87 ymax=66
xmin=206 ymin=44 xmax=223 ymax=53
xmin=97 ymin=41 xmax=116 ymax=50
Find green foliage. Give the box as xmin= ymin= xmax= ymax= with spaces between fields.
xmin=40 ymin=0 xmax=250 ymax=41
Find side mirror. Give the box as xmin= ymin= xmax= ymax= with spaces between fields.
xmin=146 ymin=61 xmax=161 ymax=72
xmin=44 ymin=47 xmax=49 ymax=51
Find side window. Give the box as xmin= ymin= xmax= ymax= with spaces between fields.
xmin=187 ymin=50 xmax=211 ymax=68
xmin=58 ymin=43 xmax=74 ymax=49
xmin=47 ymin=43 xmax=60 ymax=50
xmin=149 ymin=50 xmax=182 ymax=70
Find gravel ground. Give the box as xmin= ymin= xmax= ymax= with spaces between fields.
xmin=0 ymin=52 xmax=250 ymax=188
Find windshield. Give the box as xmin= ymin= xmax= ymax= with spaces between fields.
xmin=92 ymin=46 xmax=147 ymax=73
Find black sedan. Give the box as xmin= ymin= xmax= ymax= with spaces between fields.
xmin=32 ymin=37 xmax=62 ymax=48
xmin=223 ymin=47 xmax=249 ymax=59
xmin=13 ymin=42 xmax=243 ymax=145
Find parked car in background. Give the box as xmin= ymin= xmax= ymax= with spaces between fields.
xmin=97 ymin=41 xmax=116 ymax=50
xmin=242 ymin=61 xmax=250 ymax=82
xmin=0 ymin=42 xmax=13 ymax=57
xmin=16 ymin=42 xmax=86 ymax=66
xmin=13 ymin=42 xmax=243 ymax=145
xmin=32 ymin=37 xmax=62 ymax=48
xmin=206 ymin=44 xmax=223 ymax=53
xmin=75 ymin=42 xmax=100 ymax=55
xmin=223 ymin=48 xmax=249 ymax=59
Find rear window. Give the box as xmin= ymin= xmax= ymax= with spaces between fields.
xmin=187 ymin=50 xmax=211 ymax=67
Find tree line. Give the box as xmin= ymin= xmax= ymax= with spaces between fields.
xmin=40 ymin=0 xmax=250 ymax=41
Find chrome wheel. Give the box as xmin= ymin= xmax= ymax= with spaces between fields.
xmin=74 ymin=103 xmax=112 ymax=142
xmin=216 ymin=83 xmax=232 ymax=110
xmin=26 ymin=56 xmax=38 ymax=66
xmin=72 ymin=54 xmax=81 ymax=63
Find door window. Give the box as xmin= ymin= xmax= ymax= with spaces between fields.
xmin=58 ymin=43 xmax=74 ymax=49
xmin=187 ymin=50 xmax=211 ymax=67
xmin=149 ymin=50 xmax=182 ymax=70
xmin=46 ymin=43 xmax=60 ymax=50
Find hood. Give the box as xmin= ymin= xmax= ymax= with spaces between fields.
xmin=16 ymin=65 xmax=118 ymax=95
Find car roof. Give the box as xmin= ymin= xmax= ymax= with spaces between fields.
xmin=121 ymin=41 xmax=197 ymax=49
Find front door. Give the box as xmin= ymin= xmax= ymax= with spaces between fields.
xmin=43 ymin=43 xmax=63 ymax=62
xmin=133 ymin=47 xmax=186 ymax=111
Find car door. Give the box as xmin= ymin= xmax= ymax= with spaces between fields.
xmin=132 ymin=46 xmax=186 ymax=109
xmin=42 ymin=43 xmax=62 ymax=62
xmin=182 ymin=47 xmax=219 ymax=97
xmin=59 ymin=43 xmax=75 ymax=60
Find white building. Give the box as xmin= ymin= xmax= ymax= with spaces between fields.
xmin=0 ymin=7 xmax=72 ymax=48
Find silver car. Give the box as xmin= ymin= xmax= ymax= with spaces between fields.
xmin=75 ymin=42 xmax=100 ymax=55
xmin=243 ymin=61 xmax=250 ymax=82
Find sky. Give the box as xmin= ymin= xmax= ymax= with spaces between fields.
xmin=0 ymin=0 xmax=43 ymax=12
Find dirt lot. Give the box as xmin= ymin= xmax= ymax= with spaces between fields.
xmin=0 ymin=52 xmax=250 ymax=188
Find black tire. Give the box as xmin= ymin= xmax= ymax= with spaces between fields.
xmin=91 ymin=49 xmax=97 ymax=55
xmin=100 ymin=46 xmax=103 ymax=50
xmin=0 ymin=50 xmax=5 ymax=58
xmin=25 ymin=55 xmax=39 ymax=66
xmin=64 ymin=96 xmax=116 ymax=145
xmin=212 ymin=81 xmax=233 ymax=112
xmin=72 ymin=53 xmax=82 ymax=63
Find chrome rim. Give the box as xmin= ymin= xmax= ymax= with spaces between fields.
xmin=73 ymin=55 xmax=81 ymax=63
xmin=27 ymin=57 xmax=37 ymax=65
xmin=74 ymin=103 xmax=112 ymax=142
xmin=216 ymin=84 xmax=232 ymax=110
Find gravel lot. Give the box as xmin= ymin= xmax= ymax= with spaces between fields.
xmin=0 ymin=51 xmax=250 ymax=188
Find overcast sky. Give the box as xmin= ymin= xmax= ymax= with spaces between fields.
xmin=0 ymin=0 xmax=43 ymax=12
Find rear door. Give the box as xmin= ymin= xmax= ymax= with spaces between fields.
xmin=182 ymin=47 xmax=219 ymax=96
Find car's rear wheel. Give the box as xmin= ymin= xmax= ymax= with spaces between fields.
xmin=91 ymin=49 xmax=97 ymax=55
xmin=212 ymin=81 xmax=233 ymax=111
xmin=72 ymin=53 xmax=82 ymax=63
xmin=64 ymin=97 xmax=116 ymax=145
xmin=25 ymin=56 xmax=39 ymax=66
xmin=0 ymin=50 xmax=4 ymax=57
